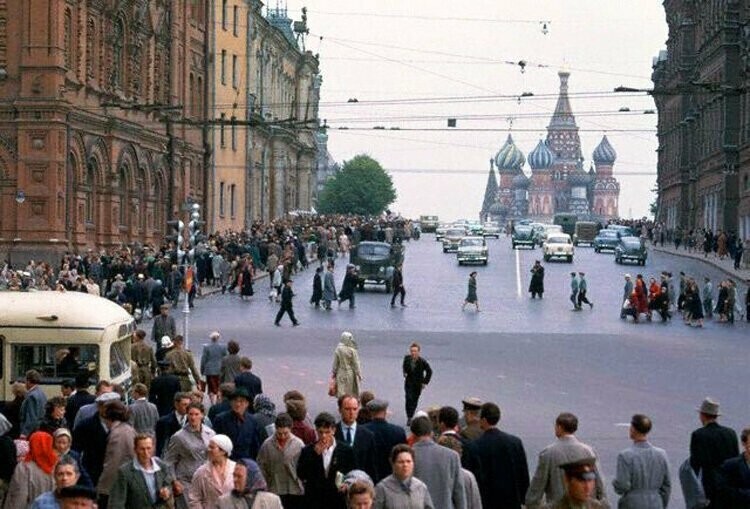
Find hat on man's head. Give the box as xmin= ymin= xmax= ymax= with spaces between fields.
xmin=58 ymin=485 xmax=97 ymax=501
xmin=462 ymin=397 xmax=483 ymax=410
xmin=95 ymin=392 xmax=120 ymax=404
xmin=160 ymin=336 xmax=174 ymax=349
xmin=211 ymin=434 xmax=234 ymax=456
xmin=559 ymin=455 xmax=597 ymax=480
xmin=697 ymin=397 xmax=721 ymax=416
xmin=366 ymin=398 xmax=389 ymax=412
xmin=230 ymin=387 xmax=251 ymax=402
xmin=114 ymin=274 xmax=123 ymax=280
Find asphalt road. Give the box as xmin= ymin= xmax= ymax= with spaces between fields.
xmin=182 ymin=234 xmax=749 ymax=506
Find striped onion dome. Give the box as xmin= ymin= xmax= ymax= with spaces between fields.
xmin=494 ymin=134 xmax=526 ymax=172
xmin=592 ymin=135 xmax=617 ymax=164
xmin=528 ymin=139 xmax=554 ymax=170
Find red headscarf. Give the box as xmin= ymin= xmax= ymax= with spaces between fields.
xmin=26 ymin=431 xmax=58 ymax=475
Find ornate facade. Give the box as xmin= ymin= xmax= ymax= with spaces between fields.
xmin=653 ymin=0 xmax=750 ymax=240
xmin=0 ymin=0 xmax=207 ymax=260
xmin=208 ymin=1 xmax=320 ymax=230
xmin=480 ymin=72 xmax=620 ymax=223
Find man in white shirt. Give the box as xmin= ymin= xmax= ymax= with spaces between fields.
xmin=334 ymin=395 xmax=378 ymax=481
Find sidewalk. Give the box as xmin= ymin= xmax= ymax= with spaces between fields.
xmin=651 ymin=243 xmax=749 ymax=284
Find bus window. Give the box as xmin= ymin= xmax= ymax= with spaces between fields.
xmin=13 ymin=344 xmax=98 ymax=383
xmin=0 ymin=335 xmax=4 ymax=379
xmin=109 ymin=337 xmax=131 ymax=379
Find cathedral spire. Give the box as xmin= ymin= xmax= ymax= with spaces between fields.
xmin=549 ymin=71 xmax=577 ymax=128
xmin=480 ymin=159 xmax=499 ymax=219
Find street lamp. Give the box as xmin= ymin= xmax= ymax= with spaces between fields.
xmin=7 ymin=190 xmax=26 ymax=268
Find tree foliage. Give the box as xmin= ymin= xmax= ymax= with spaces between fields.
xmin=317 ymin=154 xmax=397 ymax=215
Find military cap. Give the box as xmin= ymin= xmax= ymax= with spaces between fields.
xmin=461 ymin=397 xmax=482 ymax=410
xmin=559 ymin=456 xmax=597 ymax=480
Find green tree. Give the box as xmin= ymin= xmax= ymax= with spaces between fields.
xmin=317 ymin=154 xmax=397 ymax=215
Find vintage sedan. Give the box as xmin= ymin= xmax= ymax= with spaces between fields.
xmin=482 ymin=221 xmax=501 ymax=238
xmin=534 ymin=224 xmax=563 ymax=246
xmin=543 ymin=233 xmax=574 ymax=262
xmin=442 ymin=227 xmax=467 ymax=252
xmin=615 ymin=236 xmax=648 ymax=265
xmin=593 ymin=229 xmax=621 ymax=252
xmin=457 ymin=236 xmax=488 ymax=265
xmin=512 ymin=225 xmax=535 ymax=249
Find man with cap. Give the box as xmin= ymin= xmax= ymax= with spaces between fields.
xmin=72 ymin=391 xmax=120 ymax=487
xmin=390 ymin=263 xmax=407 ymax=308
xmin=151 ymin=304 xmax=176 ymax=346
xmin=72 ymin=380 xmax=114 ymax=430
xmin=65 ymin=373 xmax=96 ymax=426
xmin=459 ymin=397 xmax=483 ymax=441
xmin=57 ymin=485 xmax=98 ymax=509
xmin=402 ymin=342 xmax=432 ymax=425
xmin=213 ymin=388 xmax=262 ymax=460
xmin=130 ymin=329 xmax=157 ymax=389
xmin=577 ymin=272 xmax=593 ymax=310
xmin=545 ymin=457 xmax=606 ymax=508
xmin=620 ymin=274 xmax=633 ymax=319
xmin=570 ymin=272 xmax=581 ymax=311
xmin=612 ymin=414 xmax=670 ymax=509
xmin=165 ymin=335 xmax=201 ymax=392
xmin=148 ymin=361 xmax=181 ymax=417
xmin=526 ymin=412 xmax=607 ymax=509
xmin=689 ymin=397 xmax=739 ymax=507
xmin=362 ymin=398 xmax=407 ymax=483
xmin=474 ymin=402 xmax=529 ymax=509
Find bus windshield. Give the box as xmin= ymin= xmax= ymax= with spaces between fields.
xmin=110 ymin=337 xmax=131 ymax=379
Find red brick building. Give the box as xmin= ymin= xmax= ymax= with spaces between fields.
xmin=0 ymin=0 xmax=208 ymax=262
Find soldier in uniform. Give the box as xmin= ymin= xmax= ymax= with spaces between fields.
xmin=151 ymin=304 xmax=177 ymax=352
xmin=459 ymin=397 xmax=483 ymax=441
xmin=130 ymin=329 xmax=157 ymax=388
xmin=165 ymin=335 xmax=201 ymax=392
xmin=544 ymin=457 xmax=607 ymax=509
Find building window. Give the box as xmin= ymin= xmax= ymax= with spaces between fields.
xmin=112 ymin=19 xmax=125 ymax=90
xmin=86 ymin=17 xmax=96 ymax=80
xmin=230 ymin=184 xmax=236 ymax=217
xmin=221 ymin=50 xmax=226 ymax=85
xmin=219 ymin=182 xmax=225 ymax=216
xmin=220 ymin=113 xmax=226 ymax=148
xmin=189 ymin=73 xmax=195 ymax=116
xmin=231 ymin=116 xmax=237 ymax=150
xmin=233 ymin=5 xmax=239 ymax=36
xmin=232 ymin=54 xmax=238 ymax=88
xmin=64 ymin=9 xmax=73 ymax=71
xmin=222 ymin=0 xmax=228 ymax=30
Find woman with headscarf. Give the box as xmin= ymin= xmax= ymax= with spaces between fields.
xmin=3 ymin=431 xmax=56 ymax=509
xmin=252 ymin=395 xmax=277 ymax=443
xmin=331 ymin=332 xmax=363 ymax=399
xmin=189 ymin=434 xmax=236 ymax=509
xmin=218 ymin=458 xmax=283 ymax=509
xmin=52 ymin=428 xmax=93 ymax=488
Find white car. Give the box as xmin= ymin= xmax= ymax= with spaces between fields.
xmin=457 ymin=236 xmax=488 ymax=265
xmin=482 ymin=221 xmax=501 ymax=238
xmin=543 ymin=233 xmax=574 ymax=262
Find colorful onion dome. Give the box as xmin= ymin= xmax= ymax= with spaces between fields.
xmin=592 ymin=135 xmax=617 ymax=164
xmin=528 ymin=139 xmax=554 ymax=170
xmin=494 ymin=134 xmax=526 ymax=172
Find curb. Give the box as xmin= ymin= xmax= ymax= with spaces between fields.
xmin=651 ymin=245 xmax=750 ymax=284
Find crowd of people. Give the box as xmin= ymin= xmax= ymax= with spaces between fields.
xmin=0 ymin=328 xmax=748 ymax=509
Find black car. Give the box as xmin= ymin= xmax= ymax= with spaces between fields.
xmin=614 ymin=236 xmax=648 ymax=265
xmin=593 ymin=229 xmax=620 ymax=252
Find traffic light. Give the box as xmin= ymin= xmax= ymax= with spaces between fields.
xmin=166 ymin=220 xmax=185 ymax=262
xmin=187 ymin=218 xmax=206 ymax=245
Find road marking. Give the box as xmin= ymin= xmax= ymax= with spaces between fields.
xmin=515 ymin=248 xmax=522 ymax=298
xmin=615 ymin=422 xmax=631 ymax=427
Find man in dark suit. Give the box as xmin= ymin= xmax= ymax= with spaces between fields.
xmin=438 ymin=405 xmax=480 ymax=476
xmin=402 ymin=342 xmax=432 ymax=424
xmin=212 ymin=388 xmax=262 ymax=460
xmin=362 ymin=399 xmax=407 ymax=483
xmin=65 ymin=373 xmax=96 ymax=426
xmin=474 ymin=402 xmax=530 ymax=509
xmin=149 ymin=361 xmax=181 ymax=416
xmin=233 ymin=357 xmax=263 ymax=411
xmin=274 ymin=279 xmax=300 ymax=326
xmin=154 ymin=392 xmax=191 ymax=456
xmin=297 ymin=412 xmax=355 ymax=509
xmin=334 ymin=394 xmax=378 ymax=481
xmin=717 ymin=427 xmax=750 ymax=508
xmin=72 ymin=400 xmax=111 ymax=487
xmin=690 ymin=397 xmax=739 ymax=508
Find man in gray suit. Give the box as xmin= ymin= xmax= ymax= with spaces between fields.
xmin=525 ymin=412 xmax=607 ymax=509
xmin=109 ymin=434 xmax=176 ymax=509
xmin=127 ymin=383 xmax=159 ymax=434
xmin=200 ymin=331 xmax=227 ymax=405
xmin=411 ymin=416 xmax=466 ymax=509
xmin=19 ymin=369 xmax=47 ymax=438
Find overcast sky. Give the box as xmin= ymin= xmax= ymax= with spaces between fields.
xmin=284 ymin=0 xmax=668 ymax=220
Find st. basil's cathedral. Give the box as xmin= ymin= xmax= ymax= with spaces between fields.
xmin=480 ymin=71 xmax=621 ymax=222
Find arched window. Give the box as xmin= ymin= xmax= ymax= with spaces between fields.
xmin=154 ymin=175 xmax=164 ymax=228
xmin=112 ymin=18 xmax=125 ymax=89
xmin=189 ymin=73 xmax=194 ymax=116
xmin=85 ymin=159 xmax=96 ymax=223
xmin=119 ymin=167 xmax=129 ymax=226
xmin=86 ymin=17 xmax=96 ymax=80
